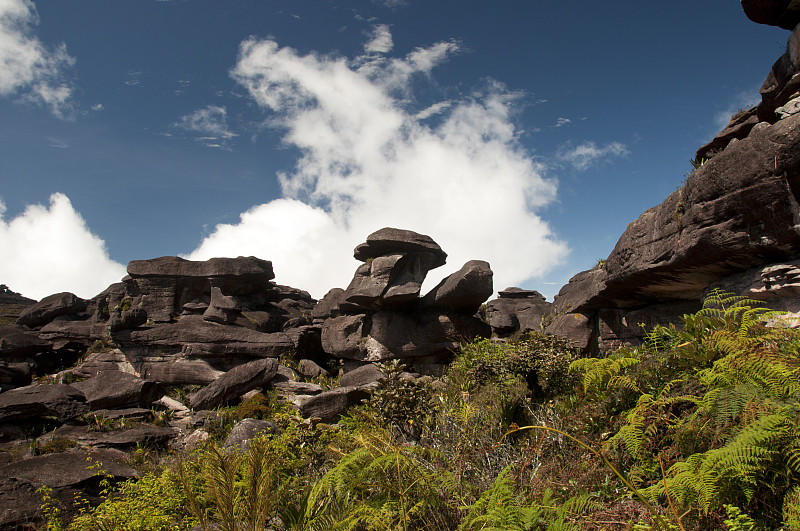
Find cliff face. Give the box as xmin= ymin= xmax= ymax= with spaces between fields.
xmin=547 ymin=11 xmax=800 ymax=353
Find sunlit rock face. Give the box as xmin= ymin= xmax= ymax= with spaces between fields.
xmin=546 ymin=21 xmax=800 ymax=353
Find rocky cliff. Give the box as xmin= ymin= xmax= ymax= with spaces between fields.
xmin=546 ymin=6 xmax=800 ymax=353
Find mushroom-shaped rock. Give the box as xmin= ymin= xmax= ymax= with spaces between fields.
xmin=353 ymin=227 xmax=447 ymax=267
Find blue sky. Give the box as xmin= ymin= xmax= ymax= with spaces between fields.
xmin=0 ymin=0 xmax=789 ymax=301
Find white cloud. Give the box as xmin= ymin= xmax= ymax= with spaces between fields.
xmin=0 ymin=0 xmax=76 ymax=117
xmin=555 ymin=117 xmax=571 ymax=127
xmin=0 ymin=193 xmax=127 ymax=300
xmin=175 ymin=104 xmax=237 ymax=148
xmin=188 ymin=29 xmax=568 ymax=299
xmin=364 ymin=24 xmax=392 ymax=54
xmin=557 ymin=141 xmax=629 ymax=171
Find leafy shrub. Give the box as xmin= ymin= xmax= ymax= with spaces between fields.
xmin=68 ymin=468 xmax=197 ymax=530
xmin=231 ymin=392 xmax=275 ymax=422
xmin=366 ymin=360 xmax=433 ymax=438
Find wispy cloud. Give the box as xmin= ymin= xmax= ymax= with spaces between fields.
xmin=0 ymin=0 xmax=76 ymax=118
xmin=174 ymin=104 xmax=237 ymax=148
xmin=0 ymin=193 xmax=126 ymax=299
xmin=711 ymin=89 xmax=760 ymax=135
xmin=554 ymin=117 xmax=571 ymax=127
xmin=187 ymin=27 xmax=568 ymax=298
xmin=557 ymin=141 xmax=629 ymax=171
xmin=364 ymin=24 xmax=393 ymax=54
xmin=123 ymin=70 xmax=142 ymax=87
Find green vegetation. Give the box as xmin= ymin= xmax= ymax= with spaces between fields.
xmin=39 ymin=291 xmax=800 ymax=530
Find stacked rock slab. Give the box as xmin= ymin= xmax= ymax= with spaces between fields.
xmin=320 ymin=228 xmax=493 ymax=372
xmin=547 ymin=16 xmax=800 ymax=353
xmin=12 ymin=256 xmax=317 ymax=386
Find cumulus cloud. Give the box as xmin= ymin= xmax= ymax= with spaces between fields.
xmin=188 ymin=29 xmax=568 ymax=298
xmin=557 ymin=141 xmax=628 ymax=171
xmin=0 ymin=193 xmax=127 ymax=300
xmin=0 ymin=0 xmax=75 ymax=117
xmin=175 ymin=104 xmax=237 ymax=148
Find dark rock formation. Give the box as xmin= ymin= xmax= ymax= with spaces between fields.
xmin=321 ymin=228 xmax=492 ymax=368
xmin=223 ymin=419 xmax=279 ymax=450
xmin=299 ymin=386 xmax=371 ymax=424
xmin=485 ymin=288 xmax=553 ymax=335
xmin=548 ymin=21 xmax=800 ymax=352
xmin=71 ymin=371 xmax=165 ymax=410
xmin=42 ymin=424 xmax=179 ymax=450
xmin=16 ymin=292 xmax=87 ymax=328
xmin=0 ymin=448 xmax=137 ymax=529
xmin=741 ymin=0 xmax=800 ymax=29
xmin=190 ymin=358 xmax=278 ymax=410
xmin=418 ymin=260 xmax=493 ymax=314
xmin=0 ymin=384 xmax=89 ymax=423
xmin=339 ymin=363 xmax=383 ymax=387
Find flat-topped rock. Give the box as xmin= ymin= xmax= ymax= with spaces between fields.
xmin=127 ymin=255 xmax=275 ymax=280
xmin=0 ymin=384 xmax=89 ymax=422
xmin=353 ymin=227 xmax=447 ymax=267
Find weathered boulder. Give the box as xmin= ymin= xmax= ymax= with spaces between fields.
xmin=223 ymin=419 xmax=280 ymax=450
xmin=297 ymin=359 xmax=330 ymax=379
xmin=16 ymin=292 xmax=87 ymax=328
xmin=0 ymin=324 xmax=52 ymax=358
xmin=544 ymin=313 xmax=594 ymax=351
xmin=191 ymin=358 xmax=279 ymax=410
xmin=311 ymin=288 xmax=346 ymax=321
xmin=0 ymin=384 xmax=88 ymax=422
xmin=299 ymin=386 xmax=371 ymax=423
xmin=0 ymin=448 xmax=137 ymax=530
xmin=42 ymin=424 xmax=179 ymax=449
xmin=321 ymin=315 xmax=368 ymax=359
xmin=486 ymin=288 xmax=553 ymax=335
xmin=418 ymin=260 xmax=493 ymax=313
xmin=71 ymin=371 xmax=165 ymax=410
xmin=107 ymin=307 xmax=147 ymax=332
xmin=339 ymin=363 xmax=384 ymax=387
xmin=741 ymin=0 xmax=800 ymax=29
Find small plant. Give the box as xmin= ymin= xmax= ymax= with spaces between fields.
xmin=37 ymin=437 xmax=78 ymax=455
xmin=594 ymin=257 xmax=607 ymax=270
xmin=689 ymin=157 xmax=707 ymax=171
